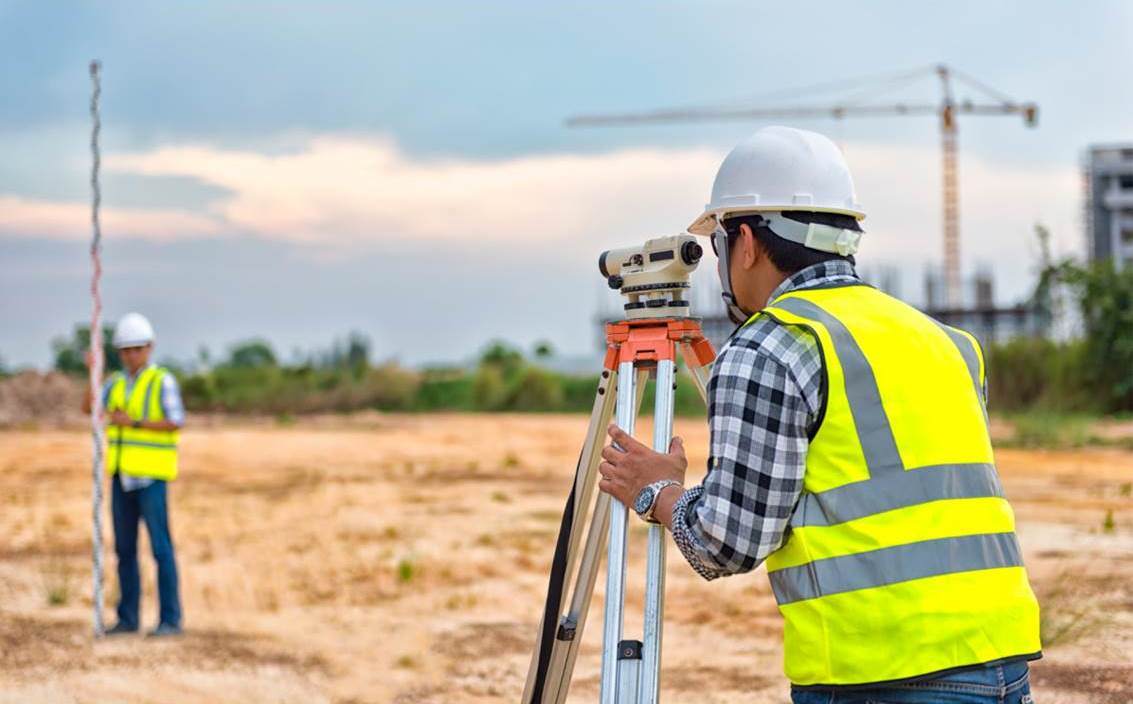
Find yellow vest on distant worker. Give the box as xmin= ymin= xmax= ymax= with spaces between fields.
xmin=749 ymin=283 xmax=1040 ymax=686
xmin=105 ymin=366 xmax=179 ymax=481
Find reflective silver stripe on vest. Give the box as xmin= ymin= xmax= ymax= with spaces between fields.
xmin=117 ymin=439 xmax=178 ymax=449
xmin=937 ymin=325 xmax=980 ymax=388
xmin=142 ymin=370 xmax=160 ymax=421
xmin=769 ymin=532 xmax=1024 ymax=605
xmin=792 ymin=462 xmax=1004 ymax=527
xmin=935 ymin=322 xmax=983 ymax=397
xmin=773 ymin=297 xmax=904 ymax=475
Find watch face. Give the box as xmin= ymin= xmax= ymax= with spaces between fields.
xmin=634 ymin=486 xmax=655 ymax=515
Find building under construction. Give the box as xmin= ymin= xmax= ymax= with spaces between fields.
xmin=1084 ymin=143 xmax=1133 ymax=270
xmin=919 ymin=268 xmax=1049 ymax=348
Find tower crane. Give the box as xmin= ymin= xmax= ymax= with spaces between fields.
xmin=567 ymin=64 xmax=1038 ymax=307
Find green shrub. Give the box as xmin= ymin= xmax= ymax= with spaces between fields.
xmin=471 ymin=365 xmax=508 ymax=410
xmin=414 ymin=372 xmax=475 ymax=411
xmin=396 ymin=557 xmax=416 ymax=583
xmin=179 ymin=373 xmax=218 ymax=409
xmin=362 ymin=363 xmax=420 ymax=410
xmin=560 ymin=375 xmax=603 ymax=411
xmin=639 ymin=375 xmax=708 ymax=417
xmin=507 ymin=367 xmax=565 ymax=411
xmin=51 ymin=324 xmax=120 ymax=376
xmin=1043 ymin=259 xmax=1133 ymax=412
xmin=479 ymin=340 xmax=525 ymax=376
xmin=179 ymin=359 xmax=421 ymax=414
xmin=225 ymin=339 xmax=278 ymax=369
xmin=987 ymin=338 xmax=1091 ymax=413
xmin=1003 ymin=412 xmax=1095 ymax=449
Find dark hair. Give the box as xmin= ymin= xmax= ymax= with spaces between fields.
xmin=722 ymin=211 xmax=860 ymax=274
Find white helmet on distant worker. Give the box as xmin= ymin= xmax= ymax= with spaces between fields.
xmin=113 ymin=312 xmax=155 ymax=349
xmin=687 ymin=125 xmax=866 ymax=253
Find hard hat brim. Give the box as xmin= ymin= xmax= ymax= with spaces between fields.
xmin=114 ymin=339 xmax=153 ymax=349
xmin=687 ymin=213 xmax=718 ymax=237
xmin=687 ymin=205 xmax=867 ymax=237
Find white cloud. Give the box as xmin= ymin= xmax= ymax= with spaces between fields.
xmin=846 ymin=142 xmax=1081 ymax=265
xmin=0 ymin=195 xmax=223 ymax=242
xmin=104 ymin=136 xmax=722 ymax=249
xmin=2 ymin=134 xmax=1080 ymax=301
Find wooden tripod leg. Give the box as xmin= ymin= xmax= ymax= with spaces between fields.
xmin=545 ymin=369 xmax=649 ymax=704
xmin=679 ymin=340 xmax=714 ymax=405
xmin=523 ymin=365 xmax=619 ymax=703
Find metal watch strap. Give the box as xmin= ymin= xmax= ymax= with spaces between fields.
xmin=641 ymin=480 xmax=683 ymax=523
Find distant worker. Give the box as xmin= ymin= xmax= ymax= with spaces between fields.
xmin=84 ymin=312 xmax=184 ymax=637
xmin=598 ymin=127 xmax=1040 ymax=703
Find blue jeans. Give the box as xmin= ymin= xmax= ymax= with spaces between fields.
xmin=111 ymin=474 xmax=182 ymax=628
xmin=791 ymin=660 xmax=1034 ymax=704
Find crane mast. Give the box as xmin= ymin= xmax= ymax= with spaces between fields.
xmin=938 ymin=66 xmax=962 ymax=307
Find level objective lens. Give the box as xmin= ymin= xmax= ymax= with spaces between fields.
xmin=681 ymin=240 xmax=703 ymax=265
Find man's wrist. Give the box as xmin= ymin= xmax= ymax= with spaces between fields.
xmin=652 ymin=483 xmax=685 ymax=528
xmin=637 ymin=479 xmax=683 ymax=523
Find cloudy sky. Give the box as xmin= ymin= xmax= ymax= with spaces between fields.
xmin=2 ymin=1 xmax=1131 ymax=368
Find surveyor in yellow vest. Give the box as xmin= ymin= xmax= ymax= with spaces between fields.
xmin=597 ymin=127 xmax=1040 ymax=703
xmin=84 ymin=312 xmax=184 ymax=637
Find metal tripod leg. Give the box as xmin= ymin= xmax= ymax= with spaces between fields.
xmin=600 ymin=360 xmax=640 ymax=704
xmin=527 ymin=321 xmax=716 ymax=704
xmin=640 ymin=357 xmax=676 ymax=704
xmin=605 ymin=357 xmax=678 ymax=704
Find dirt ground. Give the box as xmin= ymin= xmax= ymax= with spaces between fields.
xmin=1 ymin=413 xmax=1131 ymax=703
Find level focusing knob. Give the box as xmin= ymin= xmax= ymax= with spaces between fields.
xmin=681 ymin=240 xmax=703 ymax=265
xmin=608 ymin=275 xmax=624 ymax=290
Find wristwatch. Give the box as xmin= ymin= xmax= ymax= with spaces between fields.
xmin=633 ymin=480 xmax=683 ymax=524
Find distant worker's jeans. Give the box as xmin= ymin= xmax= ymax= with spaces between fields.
xmin=111 ymin=474 xmax=182 ymax=628
xmin=791 ymin=660 xmax=1034 ymax=704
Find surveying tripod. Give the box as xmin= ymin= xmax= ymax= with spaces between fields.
xmin=523 ymin=234 xmax=715 ymax=704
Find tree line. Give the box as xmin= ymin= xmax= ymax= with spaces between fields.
xmin=44 ymin=330 xmax=706 ymax=416
xmin=989 ymin=256 xmax=1133 ymax=414
xmin=33 ymin=253 xmax=1133 ymax=417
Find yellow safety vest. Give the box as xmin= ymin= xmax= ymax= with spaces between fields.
xmin=750 ymin=283 xmax=1040 ymax=686
xmin=105 ymin=366 xmax=179 ymax=481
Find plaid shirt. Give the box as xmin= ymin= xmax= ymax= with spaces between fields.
xmin=671 ymin=260 xmax=861 ymax=580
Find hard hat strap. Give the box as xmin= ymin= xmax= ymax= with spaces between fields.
xmin=712 ymin=221 xmax=752 ymax=325
xmin=760 ymin=213 xmax=862 ymax=256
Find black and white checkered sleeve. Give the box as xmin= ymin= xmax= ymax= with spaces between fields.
xmin=670 ymin=322 xmax=819 ymax=580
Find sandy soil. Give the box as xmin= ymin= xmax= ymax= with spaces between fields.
xmin=0 ymin=414 xmax=1130 ymax=703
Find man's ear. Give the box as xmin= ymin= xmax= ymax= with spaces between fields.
xmin=739 ymin=223 xmax=761 ymax=269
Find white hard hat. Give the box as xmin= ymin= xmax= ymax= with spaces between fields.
xmin=687 ymin=126 xmax=865 ymax=236
xmin=113 ymin=312 xmax=155 ymax=348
